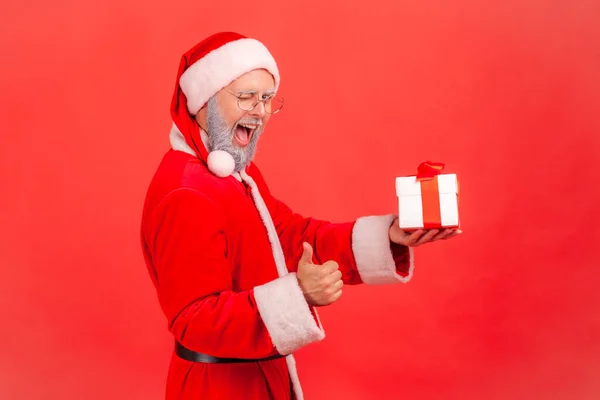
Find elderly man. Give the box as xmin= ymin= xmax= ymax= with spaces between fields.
xmin=140 ymin=32 xmax=461 ymax=400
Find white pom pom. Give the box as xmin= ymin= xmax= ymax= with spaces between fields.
xmin=207 ymin=150 xmax=235 ymax=178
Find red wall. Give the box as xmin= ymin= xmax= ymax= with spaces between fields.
xmin=1 ymin=1 xmax=599 ymax=399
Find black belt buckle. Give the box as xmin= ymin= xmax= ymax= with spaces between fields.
xmin=175 ymin=341 xmax=285 ymax=363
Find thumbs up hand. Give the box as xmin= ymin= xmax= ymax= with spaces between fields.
xmin=296 ymin=242 xmax=343 ymax=307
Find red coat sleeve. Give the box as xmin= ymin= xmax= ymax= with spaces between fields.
xmin=247 ymin=165 xmax=415 ymax=286
xmin=142 ymin=188 xmax=324 ymax=358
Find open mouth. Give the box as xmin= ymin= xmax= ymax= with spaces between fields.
xmin=234 ymin=123 xmax=259 ymax=147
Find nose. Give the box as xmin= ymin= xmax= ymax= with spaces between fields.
xmin=250 ymin=101 xmax=267 ymax=118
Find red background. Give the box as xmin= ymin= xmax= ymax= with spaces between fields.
xmin=1 ymin=1 xmax=599 ymax=399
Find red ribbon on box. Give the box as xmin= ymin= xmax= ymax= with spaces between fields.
xmin=416 ymin=161 xmax=444 ymax=229
xmin=416 ymin=160 xmax=445 ymax=181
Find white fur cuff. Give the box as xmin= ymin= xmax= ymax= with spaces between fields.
xmin=352 ymin=215 xmax=415 ymax=284
xmin=254 ymin=273 xmax=325 ymax=355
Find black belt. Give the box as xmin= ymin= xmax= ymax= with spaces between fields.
xmin=175 ymin=341 xmax=285 ymax=364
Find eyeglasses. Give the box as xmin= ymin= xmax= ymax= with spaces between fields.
xmin=223 ymin=89 xmax=284 ymax=114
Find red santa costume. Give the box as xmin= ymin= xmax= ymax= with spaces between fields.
xmin=140 ymin=32 xmax=415 ymax=399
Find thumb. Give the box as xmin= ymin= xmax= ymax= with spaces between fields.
xmin=299 ymin=242 xmax=314 ymax=265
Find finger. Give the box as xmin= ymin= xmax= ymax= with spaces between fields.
xmin=331 ymin=279 xmax=344 ymax=292
xmin=441 ymin=229 xmax=462 ymax=240
xmin=432 ymin=228 xmax=454 ymax=241
xmin=326 ymin=270 xmax=343 ymax=284
xmin=404 ymin=229 xmax=425 ymax=246
xmin=330 ymin=288 xmax=343 ymax=302
xmin=299 ymin=242 xmax=314 ymax=264
xmin=415 ymin=229 xmax=440 ymax=245
xmin=328 ymin=269 xmax=342 ymax=281
xmin=322 ymin=260 xmax=340 ymax=274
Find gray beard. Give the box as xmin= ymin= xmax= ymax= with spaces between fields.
xmin=206 ymin=95 xmax=264 ymax=172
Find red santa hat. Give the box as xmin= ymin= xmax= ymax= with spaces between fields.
xmin=170 ymin=32 xmax=280 ymax=177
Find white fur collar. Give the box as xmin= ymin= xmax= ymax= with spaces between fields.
xmin=169 ymin=122 xmax=196 ymax=156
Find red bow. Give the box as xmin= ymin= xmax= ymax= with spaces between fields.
xmin=416 ymin=161 xmax=445 ymax=181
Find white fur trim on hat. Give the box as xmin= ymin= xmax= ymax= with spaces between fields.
xmin=180 ymin=38 xmax=280 ymax=115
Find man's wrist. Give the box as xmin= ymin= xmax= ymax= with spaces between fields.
xmin=295 ymin=275 xmax=315 ymax=305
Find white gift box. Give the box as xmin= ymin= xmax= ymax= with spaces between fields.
xmin=395 ymin=173 xmax=460 ymax=230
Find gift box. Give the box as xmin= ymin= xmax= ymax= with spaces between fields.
xmin=395 ymin=161 xmax=460 ymax=230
